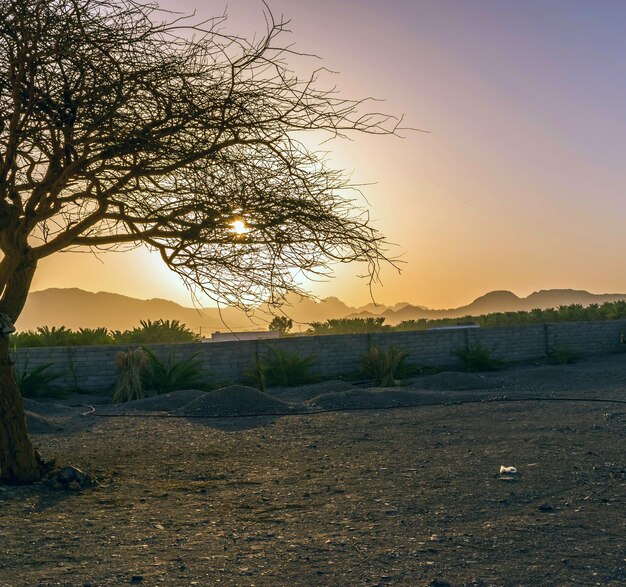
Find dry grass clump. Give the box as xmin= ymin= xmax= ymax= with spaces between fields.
xmin=361 ymin=345 xmax=409 ymax=386
xmin=113 ymin=348 xmax=149 ymax=403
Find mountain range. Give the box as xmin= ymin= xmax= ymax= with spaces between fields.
xmin=346 ymin=289 xmax=626 ymax=324
xmin=15 ymin=287 xmax=626 ymax=333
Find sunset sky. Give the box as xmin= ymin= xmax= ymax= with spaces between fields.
xmin=31 ymin=0 xmax=626 ymax=310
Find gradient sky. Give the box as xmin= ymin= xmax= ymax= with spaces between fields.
xmin=31 ymin=0 xmax=626 ymax=309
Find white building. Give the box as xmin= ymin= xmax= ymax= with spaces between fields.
xmin=205 ymin=331 xmax=280 ymax=343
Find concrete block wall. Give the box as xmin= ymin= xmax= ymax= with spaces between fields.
xmin=256 ymin=334 xmax=371 ymax=378
xmin=467 ymin=324 xmax=549 ymax=362
xmin=550 ymin=320 xmax=626 ymax=354
xmin=369 ymin=329 xmax=468 ymax=367
xmin=165 ymin=341 xmax=258 ymax=384
xmin=11 ymin=318 xmax=626 ymax=393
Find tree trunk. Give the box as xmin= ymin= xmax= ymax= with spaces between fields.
xmin=0 ymin=337 xmax=40 ymax=484
xmin=0 ymin=255 xmax=41 ymax=484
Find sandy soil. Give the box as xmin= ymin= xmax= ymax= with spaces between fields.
xmin=1 ymin=354 xmax=625 ymax=586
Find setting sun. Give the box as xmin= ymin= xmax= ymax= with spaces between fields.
xmin=230 ymin=219 xmax=250 ymax=235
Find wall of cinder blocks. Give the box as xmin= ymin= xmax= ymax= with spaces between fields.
xmin=11 ymin=319 xmax=626 ymax=392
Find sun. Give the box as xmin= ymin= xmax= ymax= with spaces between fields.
xmin=230 ymin=219 xmax=250 ymax=235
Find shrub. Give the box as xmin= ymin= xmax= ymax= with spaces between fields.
xmin=33 ymin=326 xmax=73 ymax=346
xmin=141 ymin=347 xmax=210 ymax=394
xmin=13 ymin=358 xmax=65 ymax=399
xmin=261 ymin=347 xmax=316 ymax=386
xmin=308 ymin=317 xmax=389 ymax=335
xmin=72 ymin=327 xmax=112 ymax=345
xmin=11 ymin=330 xmax=46 ymax=347
xmin=549 ymin=346 xmax=583 ymax=365
xmin=455 ymin=343 xmax=503 ymax=372
xmin=113 ymin=319 xmax=199 ymax=344
xmin=12 ymin=321 xmax=199 ymax=347
xmin=361 ymin=345 xmax=409 ymax=386
xmin=112 ymin=348 xmax=150 ymax=403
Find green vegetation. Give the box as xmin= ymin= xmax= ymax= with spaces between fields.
xmin=308 ymin=317 xmax=389 ymax=335
xmin=396 ymin=301 xmax=626 ymax=330
xmin=455 ymin=343 xmax=503 ymax=372
xmin=113 ymin=347 xmax=211 ymax=402
xmin=305 ymin=301 xmax=626 ymax=335
xmin=260 ymin=347 xmax=316 ymax=387
xmin=113 ymin=320 xmax=199 ymax=344
xmin=13 ymin=357 xmax=65 ymax=399
xmin=361 ymin=345 xmax=409 ymax=387
xmin=142 ymin=347 xmax=209 ymax=394
xmin=12 ymin=320 xmax=199 ymax=347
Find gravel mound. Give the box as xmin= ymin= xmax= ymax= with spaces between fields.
xmin=309 ymin=388 xmax=499 ymax=410
xmin=269 ymin=380 xmax=357 ymax=403
xmin=174 ymin=385 xmax=292 ymax=417
xmin=409 ymin=371 xmax=503 ymax=391
xmin=107 ymin=389 xmax=208 ymax=412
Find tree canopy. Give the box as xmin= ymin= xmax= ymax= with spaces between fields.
xmin=0 ymin=0 xmax=400 ymax=317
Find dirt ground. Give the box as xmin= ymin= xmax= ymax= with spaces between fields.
xmin=1 ymin=354 xmax=626 ymax=586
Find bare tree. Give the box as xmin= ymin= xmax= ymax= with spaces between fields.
xmin=0 ymin=0 xmax=401 ymax=483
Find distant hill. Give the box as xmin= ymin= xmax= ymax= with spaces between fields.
xmin=16 ymin=288 xmax=253 ymax=334
xmin=365 ymin=289 xmax=626 ymax=325
xmin=16 ymin=287 xmax=626 ymax=332
xmin=16 ymin=288 xmax=373 ymax=333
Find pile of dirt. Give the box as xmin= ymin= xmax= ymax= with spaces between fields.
xmin=409 ymin=370 xmax=503 ymax=391
xmin=104 ymin=389 xmax=208 ymax=413
xmin=308 ymin=388 xmax=494 ymax=410
xmin=268 ymin=380 xmax=357 ymax=403
xmin=174 ymin=385 xmax=293 ymax=417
